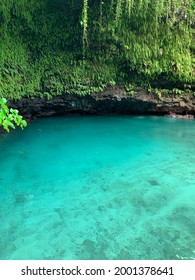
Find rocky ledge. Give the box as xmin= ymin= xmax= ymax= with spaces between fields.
xmin=166 ymin=113 xmax=194 ymax=119
xmin=9 ymin=87 xmax=195 ymax=121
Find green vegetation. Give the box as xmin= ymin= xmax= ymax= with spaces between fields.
xmin=0 ymin=0 xmax=194 ymax=101
xmin=0 ymin=98 xmax=27 ymax=132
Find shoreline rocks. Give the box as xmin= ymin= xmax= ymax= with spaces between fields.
xmin=166 ymin=113 xmax=194 ymax=119
xmin=8 ymin=87 xmax=195 ymax=121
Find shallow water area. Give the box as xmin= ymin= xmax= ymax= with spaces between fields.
xmin=0 ymin=116 xmax=195 ymax=260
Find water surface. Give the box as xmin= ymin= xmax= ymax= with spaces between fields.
xmin=0 ymin=116 xmax=195 ymax=259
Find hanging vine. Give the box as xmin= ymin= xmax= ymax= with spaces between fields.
xmin=82 ymin=0 xmax=88 ymax=59
xmin=115 ymin=0 xmax=123 ymax=25
xmin=99 ymin=0 xmax=103 ymax=28
xmin=125 ymin=0 xmax=134 ymax=16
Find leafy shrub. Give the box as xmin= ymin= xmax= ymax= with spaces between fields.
xmin=0 ymin=98 xmax=27 ymax=132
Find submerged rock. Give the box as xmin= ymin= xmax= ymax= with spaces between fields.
xmin=15 ymin=193 xmax=27 ymax=203
xmin=14 ymin=193 xmax=33 ymax=204
xmin=148 ymin=179 xmax=160 ymax=187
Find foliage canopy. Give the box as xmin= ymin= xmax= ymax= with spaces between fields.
xmin=0 ymin=0 xmax=194 ymax=100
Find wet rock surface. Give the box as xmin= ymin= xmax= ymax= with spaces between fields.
xmin=166 ymin=113 xmax=194 ymax=119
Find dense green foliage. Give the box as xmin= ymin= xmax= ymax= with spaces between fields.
xmin=0 ymin=0 xmax=194 ymax=100
xmin=0 ymin=98 xmax=27 ymax=131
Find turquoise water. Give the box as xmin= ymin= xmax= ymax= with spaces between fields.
xmin=0 ymin=116 xmax=195 ymax=260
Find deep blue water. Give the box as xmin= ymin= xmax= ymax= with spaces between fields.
xmin=0 ymin=116 xmax=195 ymax=259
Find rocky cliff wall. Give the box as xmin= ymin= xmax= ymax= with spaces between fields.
xmin=9 ymin=88 xmax=195 ymax=120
